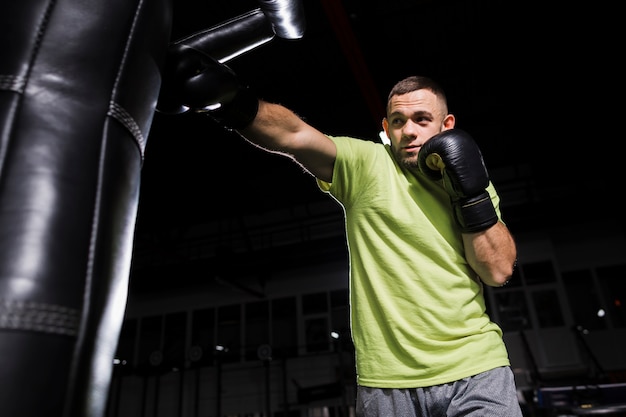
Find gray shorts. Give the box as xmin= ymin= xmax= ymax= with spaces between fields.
xmin=356 ymin=366 xmax=523 ymax=417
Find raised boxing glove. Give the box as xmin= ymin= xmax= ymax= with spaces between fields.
xmin=418 ymin=129 xmax=498 ymax=233
xmin=157 ymin=44 xmax=258 ymax=129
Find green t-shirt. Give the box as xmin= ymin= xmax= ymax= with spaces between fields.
xmin=317 ymin=135 xmax=511 ymax=388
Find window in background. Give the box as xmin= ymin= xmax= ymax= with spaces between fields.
xmin=303 ymin=292 xmax=330 ymax=353
xmin=245 ymin=300 xmax=270 ymax=361
xmin=494 ymin=290 xmax=531 ymax=332
xmin=217 ymin=304 xmax=241 ymax=363
xmin=272 ymin=296 xmax=298 ymax=358
xmin=531 ymin=289 xmax=565 ymax=328
xmin=330 ymin=289 xmax=351 ymax=350
xmin=597 ymin=264 xmax=626 ymax=328
xmin=162 ymin=311 xmax=187 ymax=370
xmin=523 ymin=260 xmax=557 ymax=285
xmin=137 ymin=315 xmax=163 ymax=374
xmin=562 ymin=269 xmax=607 ymax=331
xmin=190 ymin=307 xmax=215 ymax=367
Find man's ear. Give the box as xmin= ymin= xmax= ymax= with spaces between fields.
xmin=381 ymin=118 xmax=390 ymax=137
xmin=442 ymin=114 xmax=456 ymax=130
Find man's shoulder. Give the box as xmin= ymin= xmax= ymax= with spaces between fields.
xmin=328 ymin=135 xmax=388 ymax=154
xmin=329 ymin=135 xmax=395 ymax=180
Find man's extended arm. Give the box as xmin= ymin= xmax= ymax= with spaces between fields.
xmin=238 ymin=100 xmax=336 ymax=183
xmin=156 ymin=48 xmax=336 ymax=182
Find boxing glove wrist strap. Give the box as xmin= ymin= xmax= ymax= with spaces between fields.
xmin=209 ymin=86 xmax=259 ymax=130
xmin=454 ymin=191 xmax=498 ymax=233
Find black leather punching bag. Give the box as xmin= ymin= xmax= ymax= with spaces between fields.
xmin=0 ymin=0 xmax=172 ymax=416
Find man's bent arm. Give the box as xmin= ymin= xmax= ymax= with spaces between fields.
xmin=463 ymin=221 xmax=517 ymax=287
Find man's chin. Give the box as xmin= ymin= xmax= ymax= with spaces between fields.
xmin=400 ymin=157 xmax=419 ymax=171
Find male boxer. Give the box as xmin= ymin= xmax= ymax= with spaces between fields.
xmin=170 ymin=53 xmax=522 ymax=416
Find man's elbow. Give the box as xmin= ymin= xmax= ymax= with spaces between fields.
xmin=483 ymin=259 xmax=516 ymax=287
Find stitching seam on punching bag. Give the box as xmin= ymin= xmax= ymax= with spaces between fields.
xmin=0 ymin=299 xmax=79 ymax=336
xmin=0 ymin=75 xmax=26 ymax=93
xmin=108 ymin=101 xmax=146 ymax=160
xmin=106 ymin=0 xmax=149 ymax=162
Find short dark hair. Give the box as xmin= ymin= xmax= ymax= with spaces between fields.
xmin=387 ymin=76 xmax=448 ymax=114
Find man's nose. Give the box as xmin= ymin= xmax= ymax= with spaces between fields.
xmin=402 ymin=119 xmax=419 ymax=137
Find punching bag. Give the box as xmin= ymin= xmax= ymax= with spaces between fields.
xmin=0 ymin=0 xmax=305 ymax=415
xmin=0 ymin=0 xmax=172 ymax=416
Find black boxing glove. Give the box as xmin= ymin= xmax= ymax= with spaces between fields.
xmin=418 ymin=129 xmax=498 ymax=233
xmin=157 ymin=44 xmax=258 ymax=129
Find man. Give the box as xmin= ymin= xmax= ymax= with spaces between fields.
xmin=177 ymin=56 xmax=522 ymax=415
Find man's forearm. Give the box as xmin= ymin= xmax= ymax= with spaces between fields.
xmin=463 ymin=221 xmax=517 ymax=287
xmin=239 ymin=100 xmax=305 ymax=153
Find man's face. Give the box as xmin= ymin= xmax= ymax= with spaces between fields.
xmin=382 ymin=89 xmax=451 ymax=171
